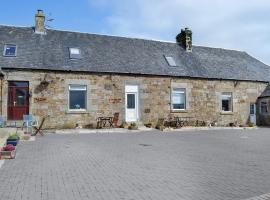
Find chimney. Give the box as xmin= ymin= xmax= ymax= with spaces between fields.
xmin=35 ymin=10 xmax=46 ymax=34
xmin=176 ymin=28 xmax=192 ymax=52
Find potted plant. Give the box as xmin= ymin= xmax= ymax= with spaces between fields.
xmin=128 ymin=122 xmax=138 ymax=130
xmin=6 ymin=133 xmax=20 ymax=146
xmin=0 ymin=144 xmax=16 ymax=159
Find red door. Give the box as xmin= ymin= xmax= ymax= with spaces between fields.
xmin=8 ymin=81 xmax=29 ymax=120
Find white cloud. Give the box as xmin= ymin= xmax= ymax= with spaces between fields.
xmin=89 ymin=0 xmax=270 ymax=64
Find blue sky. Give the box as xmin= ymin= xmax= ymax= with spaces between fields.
xmin=1 ymin=0 xmax=270 ymax=65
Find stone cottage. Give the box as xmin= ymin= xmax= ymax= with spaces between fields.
xmin=0 ymin=10 xmax=270 ymax=129
xmin=257 ymin=85 xmax=270 ymax=125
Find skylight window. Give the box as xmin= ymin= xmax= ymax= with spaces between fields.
xmin=69 ymin=47 xmax=81 ymax=59
xmin=165 ymin=56 xmax=177 ymax=67
xmin=3 ymin=44 xmax=17 ymax=57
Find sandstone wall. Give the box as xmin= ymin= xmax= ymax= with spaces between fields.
xmin=1 ymin=70 xmax=268 ymax=128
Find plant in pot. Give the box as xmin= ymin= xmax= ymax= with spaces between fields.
xmin=128 ymin=122 xmax=138 ymax=130
xmin=6 ymin=133 xmax=20 ymax=146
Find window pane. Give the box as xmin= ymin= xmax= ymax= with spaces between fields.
xmin=165 ymin=56 xmax=177 ymax=67
xmin=221 ymin=92 xmax=232 ymax=111
xmin=70 ymin=48 xmax=80 ymax=55
xmin=16 ymin=89 xmax=27 ymax=106
xmin=9 ymin=81 xmax=29 ymax=87
xmin=222 ymin=100 xmax=230 ymax=111
xmin=172 ymin=88 xmax=186 ymax=109
xmin=4 ymin=44 xmax=16 ymax=56
xmin=69 ymin=85 xmax=86 ymax=91
xmin=222 ymin=93 xmax=232 ymax=100
xmin=69 ymin=48 xmax=81 ymax=59
xmin=261 ymin=102 xmax=268 ymax=114
xmin=173 ymin=88 xmax=185 ymax=93
xmin=250 ymin=104 xmax=255 ymax=115
xmin=69 ymin=90 xmax=86 ymax=110
xmin=127 ymin=94 xmax=135 ymax=109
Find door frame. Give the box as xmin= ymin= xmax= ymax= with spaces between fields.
xmin=7 ymin=81 xmax=30 ymax=120
xmin=125 ymin=85 xmax=139 ymax=122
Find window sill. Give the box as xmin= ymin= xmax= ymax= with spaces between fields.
xmin=220 ymin=111 xmax=233 ymax=115
xmin=66 ymin=110 xmax=89 ymax=114
xmin=171 ymin=110 xmax=188 ymax=113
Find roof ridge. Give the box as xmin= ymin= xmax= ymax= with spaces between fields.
xmin=0 ymin=24 xmax=260 ymax=54
xmin=47 ymin=27 xmax=177 ymax=44
xmin=0 ymin=24 xmax=32 ymax=29
xmin=0 ymin=24 xmax=176 ymax=44
xmin=193 ymin=45 xmax=246 ymax=54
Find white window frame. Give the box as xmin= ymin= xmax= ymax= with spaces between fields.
xmin=221 ymin=92 xmax=233 ymax=112
xmin=171 ymin=88 xmax=186 ymax=111
xmin=260 ymin=101 xmax=268 ymax=114
xmin=3 ymin=44 xmax=17 ymax=57
xmin=68 ymin=84 xmax=87 ymax=111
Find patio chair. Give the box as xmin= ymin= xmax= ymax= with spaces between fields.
xmin=0 ymin=116 xmax=6 ymax=128
xmin=32 ymin=116 xmax=47 ymax=136
xmin=22 ymin=115 xmax=35 ymax=134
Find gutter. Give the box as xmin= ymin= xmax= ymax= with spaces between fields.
xmin=2 ymin=67 xmax=269 ymax=84
xmin=0 ymin=70 xmax=4 ymax=116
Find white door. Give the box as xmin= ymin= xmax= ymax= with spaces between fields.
xmin=250 ymin=103 xmax=256 ymax=125
xmin=125 ymin=85 xmax=138 ymax=122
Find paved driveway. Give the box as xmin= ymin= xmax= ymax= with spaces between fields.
xmin=1 ymin=129 xmax=270 ymax=200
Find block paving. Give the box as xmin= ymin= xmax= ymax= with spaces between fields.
xmin=1 ymin=129 xmax=270 ymax=200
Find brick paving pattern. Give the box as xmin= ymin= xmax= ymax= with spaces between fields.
xmin=244 ymin=193 xmax=270 ymax=200
xmin=0 ymin=129 xmax=270 ymax=200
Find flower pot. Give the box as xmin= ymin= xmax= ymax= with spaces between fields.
xmin=6 ymin=138 xmax=18 ymax=141
xmin=6 ymin=140 xmax=18 ymax=146
xmin=0 ymin=150 xmax=16 ymax=159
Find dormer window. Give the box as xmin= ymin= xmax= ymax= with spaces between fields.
xmin=69 ymin=47 xmax=81 ymax=59
xmin=3 ymin=44 xmax=17 ymax=57
xmin=164 ymin=56 xmax=177 ymax=67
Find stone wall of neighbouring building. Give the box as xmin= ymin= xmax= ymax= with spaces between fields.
xmin=257 ymin=97 xmax=270 ymax=126
xmin=0 ymin=69 xmax=268 ymax=129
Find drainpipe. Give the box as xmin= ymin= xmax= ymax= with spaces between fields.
xmin=0 ymin=70 xmax=4 ymax=116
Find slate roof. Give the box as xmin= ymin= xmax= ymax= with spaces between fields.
xmin=259 ymin=84 xmax=270 ymax=98
xmin=0 ymin=25 xmax=270 ymax=82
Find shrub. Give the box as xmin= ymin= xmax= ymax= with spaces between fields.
xmin=8 ymin=133 xmax=20 ymax=140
